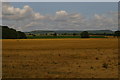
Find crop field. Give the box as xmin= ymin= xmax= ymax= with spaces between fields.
xmin=2 ymin=38 xmax=118 ymax=78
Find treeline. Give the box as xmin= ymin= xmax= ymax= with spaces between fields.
xmin=27 ymin=30 xmax=120 ymax=38
xmin=1 ymin=26 xmax=27 ymax=39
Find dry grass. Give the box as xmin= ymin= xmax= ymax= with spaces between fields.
xmin=2 ymin=38 xmax=118 ymax=78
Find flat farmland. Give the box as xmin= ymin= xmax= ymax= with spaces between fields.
xmin=2 ymin=38 xmax=118 ymax=78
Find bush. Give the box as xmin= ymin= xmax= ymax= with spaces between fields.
xmin=53 ymin=33 xmax=57 ymax=36
xmin=80 ymin=31 xmax=90 ymax=38
xmin=114 ymin=30 xmax=120 ymax=37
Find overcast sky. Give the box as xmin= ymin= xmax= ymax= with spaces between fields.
xmin=2 ymin=2 xmax=118 ymax=31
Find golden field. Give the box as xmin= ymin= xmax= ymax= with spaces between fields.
xmin=2 ymin=38 xmax=118 ymax=78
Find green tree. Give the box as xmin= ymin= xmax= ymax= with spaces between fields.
xmin=114 ymin=31 xmax=120 ymax=38
xmin=73 ymin=33 xmax=77 ymax=36
xmin=53 ymin=33 xmax=57 ymax=36
xmin=80 ymin=31 xmax=90 ymax=38
xmin=1 ymin=26 xmax=27 ymax=39
xmin=17 ymin=31 xmax=27 ymax=39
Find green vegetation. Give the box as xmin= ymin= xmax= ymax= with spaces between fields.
xmin=27 ymin=35 xmax=106 ymax=39
xmin=114 ymin=31 xmax=120 ymax=37
xmin=80 ymin=31 xmax=90 ymax=38
xmin=1 ymin=25 xmax=120 ymax=39
xmin=27 ymin=35 xmax=81 ymax=39
xmin=1 ymin=26 xmax=27 ymax=39
xmin=89 ymin=36 xmax=106 ymax=38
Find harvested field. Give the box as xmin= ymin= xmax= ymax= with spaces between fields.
xmin=2 ymin=38 xmax=118 ymax=78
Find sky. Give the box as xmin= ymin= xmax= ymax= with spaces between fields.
xmin=2 ymin=2 xmax=118 ymax=31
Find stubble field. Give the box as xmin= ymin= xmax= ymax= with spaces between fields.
xmin=2 ymin=38 xmax=118 ymax=78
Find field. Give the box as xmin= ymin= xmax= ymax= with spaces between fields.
xmin=27 ymin=35 xmax=106 ymax=39
xmin=2 ymin=38 xmax=118 ymax=78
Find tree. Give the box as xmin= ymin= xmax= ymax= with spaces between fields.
xmin=17 ymin=31 xmax=27 ymax=39
xmin=2 ymin=26 xmax=17 ymax=39
xmin=114 ymin=31 xmax=120 ymax=38
xmin=73 ymin=33 xmax=77 ymax=36
xmin=53 ymin=33 xmax=57 ymax=36
xmin=1 ymin=25 xmax=27 ymax=39
xmin=80 ymin=31 xmax=90 ymax=38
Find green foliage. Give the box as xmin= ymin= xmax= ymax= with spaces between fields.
xmin=17 ymin=31 xmax=27 ymax=39
xmin=27 ymin=35 xmax=81 ymax=39
xmin=27 ymin=35 xmax=105 ymax=39
xmin=90 ymin=36 xmax=105 ymax=38
xmin=1 ymin=26 xmax=27 ymax=39
xmin=80 ymin=31 xmax=90 ymax=38
xmin=73 ymin=33 xmax=77 ymax=36
xmin=53 ymin=33 xmax=57 ymax=36
xmin=114 ymin=31 xmax=120 ymax=37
